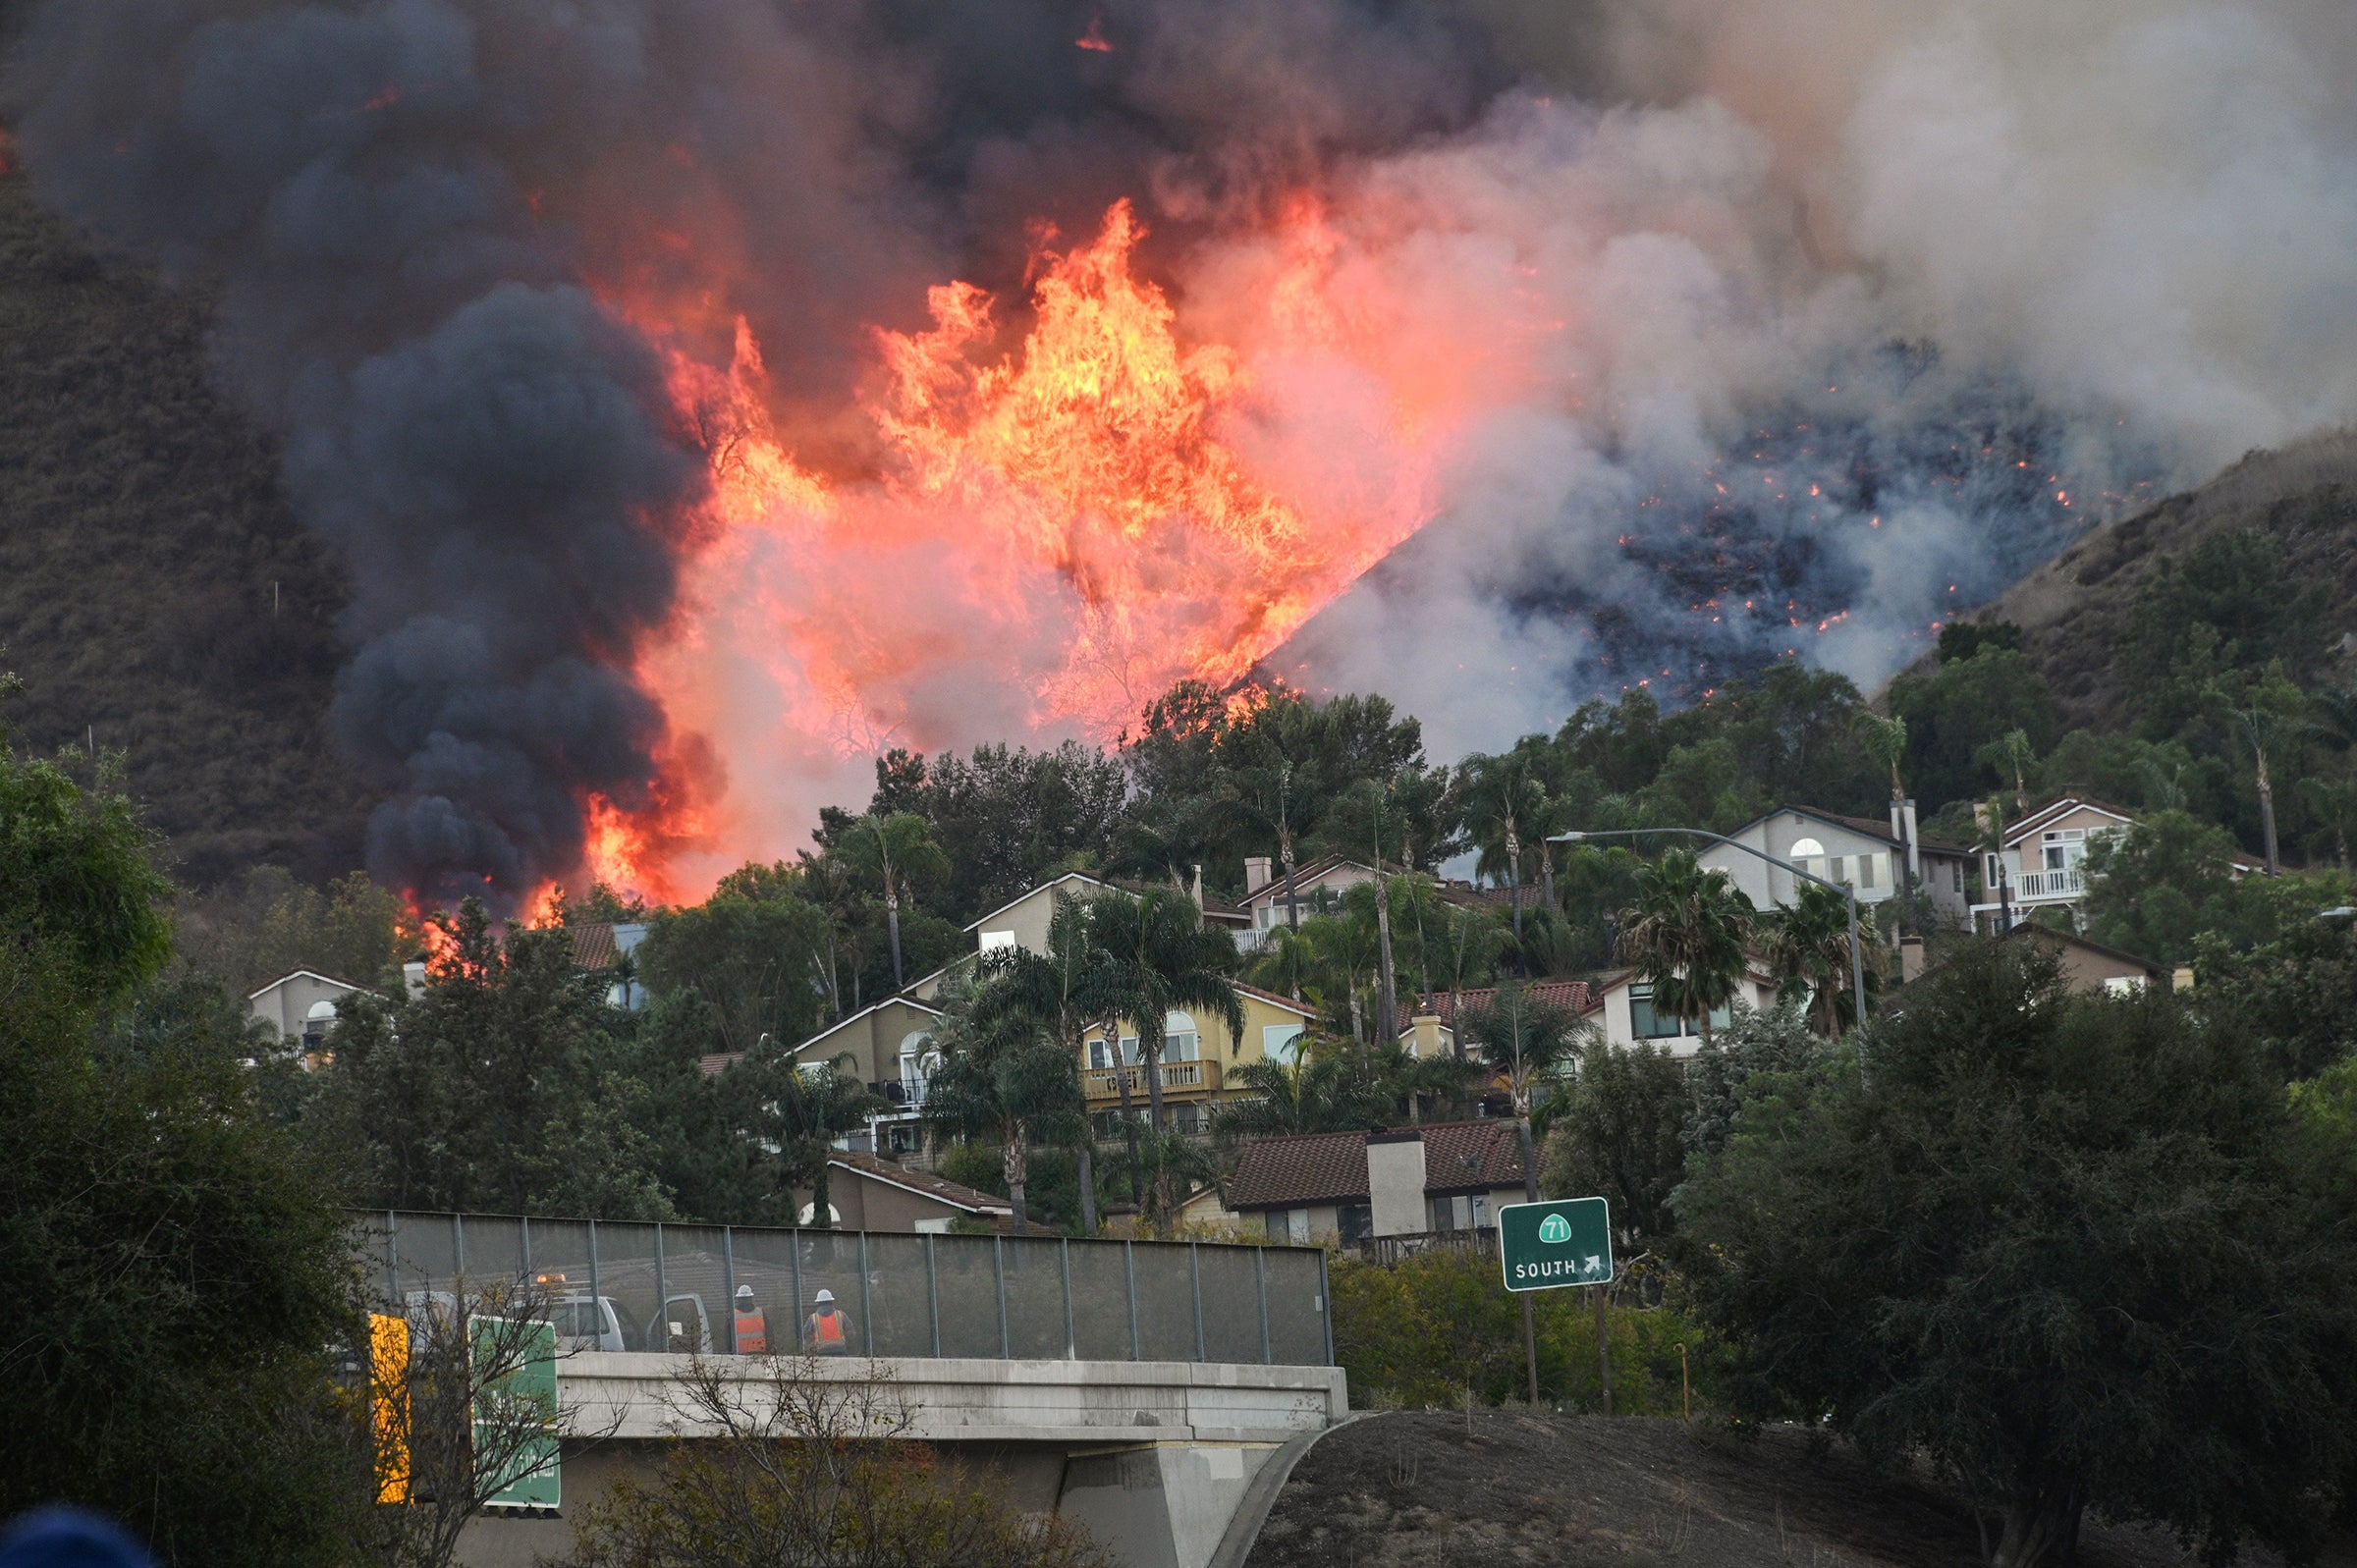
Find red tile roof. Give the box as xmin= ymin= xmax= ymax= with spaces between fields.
xmin=570 ymin=923 xmax=620 ymax=969
xmin=1223 ymin=1119 xmax=1538 ymax=1210
xmin=698 ymin=1053 xmax=743 ymax=1079
xmin=1418 ymin=981 xmax=1592 ymax=1026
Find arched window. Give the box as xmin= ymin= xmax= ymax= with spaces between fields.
xmin=301 ymin=998 xmax=337 ymax=1045
xmin=1789 ymin=837 xmax=1826 ymax=858
xmin=1163 ymin=1011 xmax=1199 ymax=1062
xmin=1788 ymin=836 xmax=1832 ymax=887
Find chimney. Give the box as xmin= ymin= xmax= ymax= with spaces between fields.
xmin=2171 ymin=965 xmax=2195 ymax=993
xmin=1244 ymin=855 xmax=1273 ymax=894
xmin=1365 ymin=1130 xmax=1428 ymax=1238
xmin=1901 ymin=798 xmax=1921 ymax=881
xmin=1191 ymin=863 xmax=1203 ymax=907
xmin=403 ymin=960 xmax=427 ymax=1000
xmin=1899 ymin=937 xmax=1926 ymax=985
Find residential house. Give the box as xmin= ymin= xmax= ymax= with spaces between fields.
xmin=2001 ymin=923 xmax=2189 ymax=997
xmin=1700 ymin=804 xmax=1974 ymax=925
xmin=789 ymin=1151 xmax=1014 ymax=1232
xmin=1966 ymin=795 xmax=2268 ymax=932
xmin=1212 ymin=1120 xmax=1536 ymax=1246
xmin=1234 ymin=853 xmax=1515 ymax=952
xmin=788 ymin=995 xmax=948 ymax=1158
xmin=569 ymin=920 xmax=651 ymax=1008
xmin=1583 ymin=964 xmax=1780 ymax=1058
xmin=1079 ymin=983 xmax=1319 ymax=1134
xmin=247 ymin=969 xmax=369 ymax=1059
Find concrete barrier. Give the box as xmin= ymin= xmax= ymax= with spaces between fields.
xmin=456 ymin=1352 xmax=1346 ymax=1568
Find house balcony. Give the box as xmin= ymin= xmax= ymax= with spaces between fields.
xmin=1969 ymin=867 xmax=2086 ymax=924
xmin=1083 ymin=1058 xmax=1222 ymax=1103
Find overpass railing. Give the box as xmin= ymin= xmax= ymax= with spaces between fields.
xmin=354 ymin=1211 xmax=1334 ymax=1368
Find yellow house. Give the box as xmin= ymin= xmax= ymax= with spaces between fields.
xmin=1080 ymin=984 xmax=1316 ymax=1135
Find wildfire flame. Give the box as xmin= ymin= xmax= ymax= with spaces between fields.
xmin=576 ymin=192 xmax=1468 ymax=906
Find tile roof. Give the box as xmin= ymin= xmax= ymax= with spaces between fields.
xmin=830 ymin=1151 xmax=1012 ymax=1216
xmin=569 ymin=923 xmax=619 ymax=969
xmin=1223 ymin=1119 xmax=1538 ymax=1210
xmin=1809 ymin=809 xmax=1974 ymax=857
xmin=1234 ymin=981 xmax=1319 ymax=1017
xmin=698 ymin=1053 xmax=743 ymax=1079
xmin=1418 ymin=981 xmax=1593 ymax=1026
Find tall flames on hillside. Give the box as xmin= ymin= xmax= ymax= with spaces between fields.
xmin=568 ymin=193 xmax=1465 ymax=905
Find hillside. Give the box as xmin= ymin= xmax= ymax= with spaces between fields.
xmin=1245 ymin=1412 xmax=2319 ymax=1568
xmin=0 ymin=164 xmax=369 ymax=887
xmin=1919 ymin=430 xmax=2357 ymax=730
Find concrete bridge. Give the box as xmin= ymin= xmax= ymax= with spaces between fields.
xmin=458 ymin=1351 xmax=1347 ymax=1568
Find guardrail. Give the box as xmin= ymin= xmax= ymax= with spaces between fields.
xmin=2012 ymin=867 xmax=2085 ymax=898
xmin=354 ymin=1210 xmax=1332 ymax=1368
xmin=1083 ymin=1058 xmax=1222 ymax=1102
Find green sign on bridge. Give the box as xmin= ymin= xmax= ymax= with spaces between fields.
xmin=1497 ymin=1197 xmax=1613 ymax=1293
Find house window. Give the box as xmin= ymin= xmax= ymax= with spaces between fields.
xmin=1338 ymin=1203 xmax=1372 ymax=1244
xmin=1262 ymin=1024 xmax=1304 ymax=1064
xmin=979 ymin=929 xmax=1016 ymax=952
xmin=1986 ymin=854 xmax=2003 ymax=887
xmin=1789 ymin=837 xmax=1829 ymax=886
xmin=1174 ymin=1103 xmax=1201 ymax=1133
xmin=1088 ymin=1038 xmax=1113 ymax=1070
xmin=2042 ymin=829 xmax=2086 ymax=872
xmin=1629 ymin=984 xmax=1731 ymax=1039
xmin=1164 ymin=1012 xmax=1199 ymax=1063
xmin=1952 ymin=861 xmax=1963 ymax=892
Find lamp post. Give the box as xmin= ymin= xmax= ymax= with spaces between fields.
xmin=1548 ymin=826 xmax=1870 ymax=1045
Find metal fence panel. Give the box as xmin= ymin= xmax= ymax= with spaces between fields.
xmin=353 ymin=1213 xmax=1331 ymax=1368
xmin=1129 ymin=1242 xmax=1198 ymax=1361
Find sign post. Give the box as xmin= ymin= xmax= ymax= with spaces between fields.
xmin=1497 ymin=1197 xmax=1615 ymax=1414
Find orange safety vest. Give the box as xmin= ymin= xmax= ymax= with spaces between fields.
xmin=734 ymin=1307 xmax=767 ymax=1354
xmin=808 ymin=1309 xmax=848 ymax=1352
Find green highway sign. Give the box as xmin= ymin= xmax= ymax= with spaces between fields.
xmin=1498 ymin=1197 xmax=1614 ymax=1292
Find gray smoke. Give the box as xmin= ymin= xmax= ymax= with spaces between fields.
xmin=8 ymin=0 xmax=2354 ymax=887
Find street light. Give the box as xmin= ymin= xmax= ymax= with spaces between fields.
xmin=1549 ymin=826 xmax=1870 ymax=1043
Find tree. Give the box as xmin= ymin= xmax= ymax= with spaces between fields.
xmin=635 ymin=892 xmax=831 ymax=1054
xmin=965 ymin=894 xmax=1122 ymax=1232
xmin=1677 ymin=940 xmax=2357 ymax=1567
xmin=1083 ymin=888 xmax=1241 ymax=1136
xmin=2298 ymin=773 xmax=2357 ymax=869
xmin=732 ymin=1034 xmax=876 ymax=1230
xmin=2082 ymin=810 xmax=2353 ymax=965
xmin=1757 ymin=880 xmax=1875 ymax=1037
xmin=1888 ymin=643 xmax=2059 ymax=813
xmin=840 ymin=811 xmax=952 ymax=990
xmin=1541 ymin=1040 xmax=1688 ymax=1248
xmin=923 ymin=996 xmax=1088 ymax=1237
xmin=1214 ymin=1047 xmax=1389 ymax=1139
xmin=1458 ymin=751 xmax=1545 ymax=943
xmin=313 ymin=900 xmax=673 ymax=1217
xmin=1858 ymin=711 xmax=1916 ymax=914
xmin=2213 ymin=661 xmax=2305 ymax=877
xmin=1245 ymin=919 xmax=1315 ymax=1004
xmin=0 ymin=726 xmax=358 ymax=1564
xmin=175 ymin=866 xmax=414 ymax=995
xmin=1680 ymin=1000 xmax=1827 ymax=1159
xmin=1616 ymin=847 xmax=1753 ymax=1045
xmin=571 ymin=1354 xmax=1110 ymax=1568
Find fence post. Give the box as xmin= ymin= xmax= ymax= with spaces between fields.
xmin=1190 ymin=1243 xmax=1206 ymax=1363
xmin=520 ymin=1215 xmax=532 ymax=1281
xmin=858 ymin=1232 xmax=874 ymax=1356
xmin=994 ymin=1236 xmax=1011 ymax=1359
xmin=790 ymin=1229 xmax=804 ymax=1352
xmin=925 ymin=1234 xmax=941 ymax=1357
xmin=587 ymin=1219 xmax=601 ymax=1341
xmin=1061 ymin=1239 xmax=1075 ymax=1360
xmin=722 ymin=1227 xmax=739 ymax=1355
xmin=1124 ymin=1241 xmax=1139 ymax=1361
xmin=1256 ymin=1249 xmax=1271 ymax=1365
xmin=653 ymin=1223 xmax=667 ymax=1354
xmin=384 ymin=1210 xmax=398 ymax=1306
xmin=1318 ymin=1247 xmax=1335 ymax=1367
xmin=452 ymin=1213 xmax=466 ymax=1282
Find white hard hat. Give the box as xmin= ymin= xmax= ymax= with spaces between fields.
xmin=814 ymin=1289 xmax=836 ymax=1304
xmin=735 ymin=1284 xmax=754 ymax=1301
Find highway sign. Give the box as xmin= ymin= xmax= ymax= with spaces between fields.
xmin=1498 ymin=1197 xmax=1613 ymax=1292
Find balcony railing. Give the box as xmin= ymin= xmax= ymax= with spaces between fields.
xmin=2013 ymin=867 xmax=2086 ymax=899
xmin=1083 ymin=1058 xmax=1222 ymax=1102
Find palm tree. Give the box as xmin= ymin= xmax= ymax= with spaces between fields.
xmin=923 ymin=1005 xmax=1087 ymax=1238
xmin=1214 ymin=1049 xmax=1388 ymax=1138
xmin=1459 ymin=752 xmax=1547 ymax=945
xmin=2215 ymin=665 xmax=2305 ymax=877
xmin=1759 ymin=881 xmax=1876 ymax=1036
xmin=1084 ymin=888 xmax=1243 ymax=1136
xmin=1300 ymin=895 xmax=1380 ymax=1044
xmin=1858 ymin=712 xmax=1917 ymax=916
xmin=1615 ymin=847 xmax=1754 ymax=1045
xmin=1246 ymin=921 xmax=1315 ymax=1004
xmin=737 ymin=1034 xmax=877 ymax=1229
xmin=1372 ymin=1039 xmax=1488 ymax=1125
xmin=841 ymin=811 xmax=951 ymax=989
xmin=967 ymin=893 xmax=1122 ymax=1230
xmin=1330 ymin=776 xmax=1413 ymax=1043
xmin=1980 ymin=728 xmax=2036 ymax=818
xmin=1459 ymin=984 xmax=1591 ymax=1205
xmin=1976 ymin=795 xmax=2015 ymax=931
xmin=1435 ymin=903 xmax=1503 ymax=1058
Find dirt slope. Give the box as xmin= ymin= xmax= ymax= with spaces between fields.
xmin=1911 ymin=430 xmax=2357 ymax=728
xmin=1246 ymin=1412 xmax=2324 ymax=1568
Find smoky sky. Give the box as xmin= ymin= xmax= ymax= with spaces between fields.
xmin=7 ymin=0 xmax=2355 ymax=894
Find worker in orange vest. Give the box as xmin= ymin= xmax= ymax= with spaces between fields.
xmin=804 ymin=1288 xmax=852 ymax=1355
xmin=732 ymin=1285 xmax=768 ymax=1354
